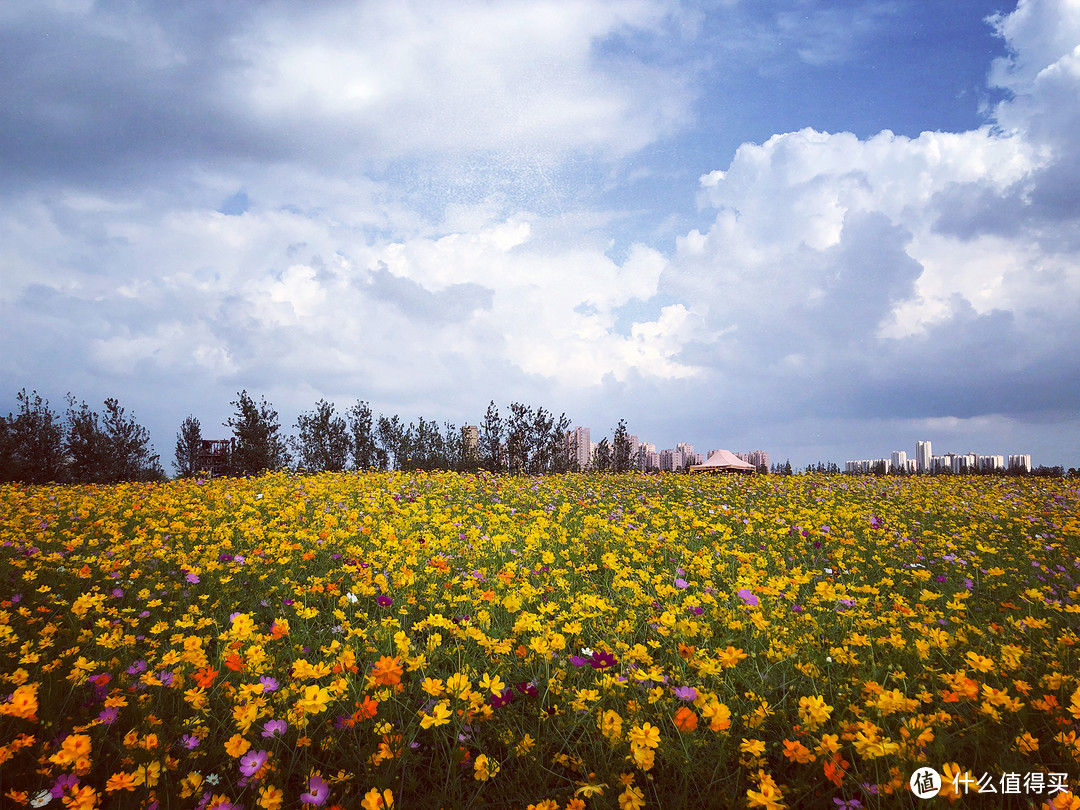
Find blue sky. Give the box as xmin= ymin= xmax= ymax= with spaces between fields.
xmin=2 ymin=0 xmax=1079 ymax=470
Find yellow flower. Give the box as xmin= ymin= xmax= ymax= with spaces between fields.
xmin=599 ymin=710 xmax=623 ymax=741
xmin=798 ymin=695 xmax=833 ymax=730
xmin=360 ymin=788 xmax=394 ymax=810
xmin=480 ymin=672 xmax=506 ymax=695
xmin=420 ymin=700 xmax=451 ymax=729
xmin=473 ymin=754 xmax=500 ymax=781
xmin=964 ymin=652 xmax=994 ymax=673
xmin=619 ymin=785 xmax=645 ymax=810
xmin=225 ymin=734 xmax=251 ymax=758
xmin=104 ymin=771 xmax=137 ymax=792
xmin=740 ymin=738 xmax=766 ymax=757
xmin=627 ymin=722 xmax=660 ymax=750
xmin=297 ymin=684 xmax=331 ymax=715
xmin=50 ymin=733 xmax=91 ymax=766
xmin=258 ymin=785 xmax=284 ymax=810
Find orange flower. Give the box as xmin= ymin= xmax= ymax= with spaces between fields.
xmin=194 ymin=667 xmax=219 ymax=688
xmin=823 ymin=753 xmax=848 ymax=787
xmin=370 ymin=657 xmax=403 ymax=687
xmin=224 ymin=653 xmax=246 ymax=672
xmin=673 ymin=707 xmax=698 ymax=733
xmin=356 ymin=695 xmax=379 ymax=720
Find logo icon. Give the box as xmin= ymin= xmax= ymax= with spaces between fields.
xmin=910 ymin=767 xmax=942 ymax=799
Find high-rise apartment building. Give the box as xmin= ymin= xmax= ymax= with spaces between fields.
xmin=916 ymin=440 xmax=932 ymax=473
xmin=572 ymin=426 xmax=591 ymax=471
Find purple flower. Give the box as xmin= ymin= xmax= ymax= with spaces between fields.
xmin=736 ymin=588 xmax=759 ymax=607
xmin=673 ymin=685 xmax=698 ymax=701
xmin=112 ymin=588 xmax=124 ymax=598
xmin=181 ymin=734 xmax=200 ymax=750
xmin=259 ymin=676 xmax=279 ymax=692
xmin=239 ymin=749 xmax=268 ymax=777
xmin=376 ymin=595 xmax=393 ymax=607
xmin=589 ymin=650 xmax=617 ymax=670
xmin=97 ymin=705 xmax=118 ymax=724
xmin=186 ymin=572 xmax=200 ymax=584
xmin=568 ymin=655 xmax=588 ymax=667
xmin=674 ymin=577 xmax=689 ymax=589
xmin=51 ymin=773 xmax=80 ymax=798
xmin=300 ymin=774 xmax=329 ymax=805
xmin=261 ymin=718 xmax=287 ymax=738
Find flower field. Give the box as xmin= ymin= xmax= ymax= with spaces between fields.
xmin=2 ymin=472 xmax=1079 ymax=809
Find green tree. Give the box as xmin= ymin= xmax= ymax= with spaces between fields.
xmin=0 ymin=389 xmax=66 ymax=483
xmin=506 ymin=402 xmax=532 ymax=474
xmin=612 ymin=419 xmax=631 ymax=473
xmin=594 ymin=437 xmax=612 ymax=472
xmin=64 ymin=395 xmax=107 ymax=483
xmin=346 ymin=400 xmax=379 ymax=470
xmin=225 ymin=391 xmax=290 ymax=476
xmin=293 ymin=399 xmax=349 ymax=472
xmin=100 ymin=398 xmax=163 ymax=481
xmin=173 ymin=415 xmax=203 ymax=478
xmin=376 ymin=414 xmax=404 ymax=471
xmin=479 ymin=401 xmax=503 ymax=473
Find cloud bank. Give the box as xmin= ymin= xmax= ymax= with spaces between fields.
xmin=1 ymin=0 xmax=1078 ymax=466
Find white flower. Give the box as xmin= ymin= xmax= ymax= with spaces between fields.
xmin=31 ymin=790 xmax=52 ymax=808
xmin=346 ymin=592 xmax=358 ymax=604
xmin=580 ymin=647 xmax=593 ymax=657
xmin=206 ymin=773 xmax=220 ymax=785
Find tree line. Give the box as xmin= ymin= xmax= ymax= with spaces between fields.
xmin=0 ymin=390 xmax=164 ymax=484
xmin=1 ymin=389 xmax=641 ymax=483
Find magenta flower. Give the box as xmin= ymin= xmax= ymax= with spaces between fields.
xmin=376 ymin=595 xmax=393 ymax=607
xmin=589 ymin=650 xmax=617 ymax=670
xmin=736 ymin=588 xmax=759 ymax=606
xmin=239 ymin=749 xmax=268 ymax=777
xmin=261 ymin=718 xmax=287 ymax=738
xmin=300 ymin=774 xmax=329 ymax=805
xmin=673 ymin=685 xmax=698 ymax=701
xmin=259 ymin=676 xmax=279 ymax=692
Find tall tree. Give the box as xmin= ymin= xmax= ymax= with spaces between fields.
xmin=346 ymin=400 xmax=378 ymax=470
xmin=549 ymin=412 xmax=573 ymax=474
xmin=64 ymin=395 xmax=107 ymax=483
xmin=479 ymin=401 xmax=503 ymax=473
xmin=594 ymin=437 xmax=612 ymax=472
xmin=174 ymin=416 xmax=203 ymax=478
xmin=506 ymin=402 xmax=532 ymax=474
xmin=0 ymin=389 xmax=65 ymax=483
xmin=225 ymin=391 xmax=290 ymax=476
xmin=376 ymin=414 xmax=404 ymax=471
xmin=100 ymin=398 xmax=162 ymax=481
xmin=612 ymin=419 xmax=631 ymax=473
xmin=293 ymin=399 xmax=349 ymax=472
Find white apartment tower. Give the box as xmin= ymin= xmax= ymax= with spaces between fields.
xmin=916 ymin=440 xmax=932 ymax=474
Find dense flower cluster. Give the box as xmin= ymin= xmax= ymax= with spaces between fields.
xmin=1 ymin=471 xmax=1078 ymax=808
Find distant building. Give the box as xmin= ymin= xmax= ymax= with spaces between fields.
xmin=462 ymin=425 xmax=479 ymax=456
xmin=916 ymin=440 xmax=932 ymax=473
xmin=1009 ymin=454 xmax=1032 ymax=473
xmin=572 ymin=426 xmax=591 ymax=470
xmin=735 ymin=450 xmax=770 ymax=471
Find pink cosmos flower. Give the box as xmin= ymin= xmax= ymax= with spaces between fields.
xmin=300 ymin=775 xmax=329 ymax=805
xmin=239 ymin=749 xmax=268 ymax=777
xmin=261 ymin=718 xmax=287 ymax=738
xmin=736 ymin=588 xmax=759 ymax=606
